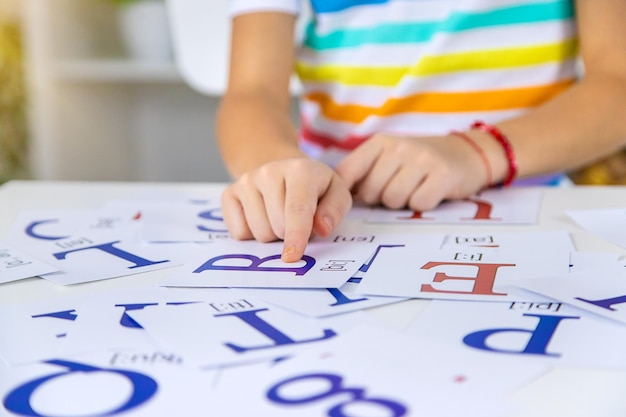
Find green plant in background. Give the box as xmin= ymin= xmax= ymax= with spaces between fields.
xmin=0 ymin=20 xmax=29 ymax=184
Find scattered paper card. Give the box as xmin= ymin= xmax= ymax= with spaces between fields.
xmin=0 ymin=350 xmax=218 ymax=417
xmin=233 ymin=236 xmax=443 ymax=317
xmin=406 ymin=299 xmax=626 ymax=370
xmin=0 ymin=242 xmax=58 ymax=284
xmin=159 ymin=234 xmax=380 ymax=289
xmin=4 ymin=209 xmax=196 ymax=285
xmin=25 ymin=238 xmax=194 ymax=285
xmin=138 ymin=200 xmax=228 ymax=242
xmin=5 ymin=209 xmax=94 ymax=248
xmin=566 ymin=208 xmax=626 ymax=249
xmin=569 ymin=251 xmax=622 ymax=273
xmin=366 ymin=187 xmax=542 ymax=224
xmin=67 ymin=287 xmax=236 ymax=352
xmin=234 ymin=281 xmax=406 ymax=318
xmin=356 ymin=233 xmax=571 ymax=301
xmin=442 ymin=230 xmax=575 ymax=252
xmin=0 ymin=297 xmax=97 ymax=365
xmin=127 ymin=295 xmax=381 ymax=368
xmin=510 ymin=266 xmax=626 ymax=325
xmin=210 ymin=325 xmax=514 ymax=417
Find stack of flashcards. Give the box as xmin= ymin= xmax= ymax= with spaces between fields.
xmin=2 ymin=187 xmax=626 ymax=417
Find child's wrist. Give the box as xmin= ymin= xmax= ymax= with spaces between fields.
xmin=448 ymin=130 xmax=493 ymax=189
xmin=470 ymin=121 xmax=518 ymax=187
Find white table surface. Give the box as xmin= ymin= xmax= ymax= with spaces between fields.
xmin=2 ymin=180 xmax=626 ymax=416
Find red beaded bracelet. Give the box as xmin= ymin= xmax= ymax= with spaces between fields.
xmin=471 ymin=120 xmax=518 ymax=187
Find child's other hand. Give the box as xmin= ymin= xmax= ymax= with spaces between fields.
xmin=221 ymin=158 xmax=352 ymax=263
xmin=336 ymin=133 xmax=488 ymax=211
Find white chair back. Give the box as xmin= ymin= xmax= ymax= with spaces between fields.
xmin=165 ymin=0 xmax=231 ymax=95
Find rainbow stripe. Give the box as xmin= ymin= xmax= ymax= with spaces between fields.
xmin=305 ymin=79 xmax=574 ymax=124
xmin=298 ymin=39 xmax=578 ymax=87
xmin=305 ymin=1 xmax=574 ymax=49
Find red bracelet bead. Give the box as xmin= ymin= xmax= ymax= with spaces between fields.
xmin=471 ymin=121 xmax=518 ymax=187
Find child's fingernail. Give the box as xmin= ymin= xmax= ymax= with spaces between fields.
xmin=323 ymin=216 xmax=334 ymax=232
xmin=282 ymin=245 xmax=296 ymax=261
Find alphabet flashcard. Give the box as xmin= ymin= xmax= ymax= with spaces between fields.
xmin=159 ymin=234 xmax=381 ymax=289
xmin=567 ymin=208 xmax=626 ymax=249
xmin=366 ymin=187 xmax=542 ymax=224
xmin=511 ymin=266 xmax=626 ymax=325
xmin=233 ymin=241 xmax=431 ymax=317
xmin=0 ymin=297 xmax=93 ymax=365
xmin=137 ymin=200 xmax=229 ymax=242
xmin=4 ymin=209 xmax=196 ymax=285
xmin=210 ymin=326 xmax=516 ymax=417
xmin=127 ymin=296 xmax=381 ymax=368
xmin=406 ymin=300 xmax=626 ymax=370
xmin=0 ymin=242 xmax=58 ymax=284
xmin=356 ymin=233 xmax=571 ymax=301
xmin=0 ymin=350 xmax=218 ymax=417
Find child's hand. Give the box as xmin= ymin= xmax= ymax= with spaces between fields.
xmin=221 ymin=158 xmax=353 ymax=263
xmin=336 ymin=133 xmax=489 ymax=211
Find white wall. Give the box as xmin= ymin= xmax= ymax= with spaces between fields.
xmin=19 ymin=0 xmax=244 ymax=182
xmin=21 ymin=0 xmax=299 ymax=183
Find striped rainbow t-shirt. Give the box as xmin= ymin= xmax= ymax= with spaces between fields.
xmin=230 ymin=0 xmax=579 ymax=169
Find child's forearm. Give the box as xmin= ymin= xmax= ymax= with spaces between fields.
xmin=216 ymin=91 xmax=305 ymax=179
xmin=495 ymin=73 xmax=626 ymax=180
xmin=488 ymin=0 xmax=626 ymax=181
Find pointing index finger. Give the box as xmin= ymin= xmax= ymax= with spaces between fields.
xmin=281 ymin=178 xmax=318 ymax=263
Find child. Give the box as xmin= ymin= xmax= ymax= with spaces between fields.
xmin=216 ymin=0 xmax=626 ymax=262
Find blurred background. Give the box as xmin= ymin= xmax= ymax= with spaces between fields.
xmin=0 ymin=0 xmax=624 ymax=186
xmin=1 ymin=0 xmax=232 ymax=184
xmin=0 ymin=0 xmax=27 ymax=183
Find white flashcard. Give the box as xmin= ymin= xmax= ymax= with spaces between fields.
xmin=0 ymin=242 xmax=58 ymax=284
xmin=5 ymin=209 xmax=93 ymax=249
xmin=234 ymin=281 xmax=406 ymax=318
xmin=442 ymin=230 xmax=575 ymax=252
xmin=406 ymin=299 xmax=626 ymax=370
xmin=139 ymin=201 xmax=228 ymax=243
xmin=0 ymin=350 xmax=218 ymax=417
xmin=297 ymin=325 xmax=549 ymax=397
xmin=569 ymin=251 xmax=622 ymax=273
xmin=127 ymin=295 xmax=381 ymax=368
xmin=567 ymin=208 xmax=626 ymax=249
xmin=366 ymin=187 xmax=542 ymax=224
xmin=510 ymin=267 xmax=626 ymax=325
xmin=5 ymin=206 xmax=143 ymax=249
xmin=0 ymin=297 xmax=96 ymax=365
xmin=210 ymin=326 xmax=512 ymax=417
xmin=356 ymin=238 xmax=570 ymax=301
xmin=83 ymin=201 xmax=146 ymax=241
xmin=342 ymin=201 xmax=373 ymax=221
xmin=5 ymin=209 xmax=198 ymax=285
xmin=28 ymin=239 xmax=196 ymax=286
xmin=69 ymin=287 xmax=237 ymax=352
xmin=118 ymin=189 xmax=214 ymax=203
xmin=159 ymin=234 xmax=379 ymax=289
xmin=233 ymin=238 xmax=436 ymax=317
